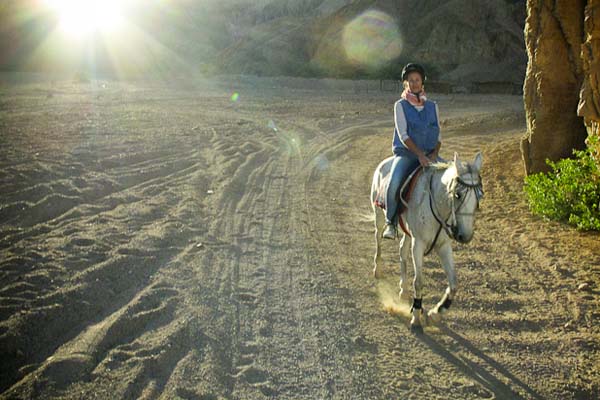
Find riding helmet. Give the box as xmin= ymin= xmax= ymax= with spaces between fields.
xmin=401 ymin=63 xmax=426 ymax=82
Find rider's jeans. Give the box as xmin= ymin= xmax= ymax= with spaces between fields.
xmin=385 ymin=154 xmax=419 ymax=225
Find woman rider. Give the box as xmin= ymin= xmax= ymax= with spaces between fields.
xmin=383 ymin=63 xmax=442 ymax=239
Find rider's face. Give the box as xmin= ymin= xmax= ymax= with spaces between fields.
xmin=406 ymin=72 xmax=423 ymax=93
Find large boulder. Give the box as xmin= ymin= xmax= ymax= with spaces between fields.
xmin=521 ymin=0 xmax=588 ymax=174
xmin=577 ymin=1 xmax=600 ymax=160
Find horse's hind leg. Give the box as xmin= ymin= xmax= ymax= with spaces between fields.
xmin=398 ymin=234 xmax=411 ymax=300
xmin=373 ymin=207 xmax=385 ymax=278
xmin=428 ymin=242 xmax=457 ymax=324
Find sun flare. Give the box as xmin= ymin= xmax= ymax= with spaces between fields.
xmin=45 ymin=0 xmax=126 ymax=37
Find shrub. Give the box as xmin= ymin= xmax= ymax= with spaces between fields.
xmin=524 ymin=135 xmax=600 ymax=231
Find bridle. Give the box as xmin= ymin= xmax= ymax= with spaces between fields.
xmin=453 ymin=166 xmax=484 ymax=216
xmin=428 ymin=165 xmax=484 ymax=248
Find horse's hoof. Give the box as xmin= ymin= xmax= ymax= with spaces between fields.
xmin=427 ymin=309 xmax=442 ymax=325
xmin=372 ymin=268 xmax=381 ymax=279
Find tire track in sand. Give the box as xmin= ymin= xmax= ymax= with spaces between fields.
xmin=175 ymin=116 xmax=384 ymax=398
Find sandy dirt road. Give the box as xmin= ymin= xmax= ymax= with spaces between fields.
xmin=0 ymin=78 xmax=598 ymax=399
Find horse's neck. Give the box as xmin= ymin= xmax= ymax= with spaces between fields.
xmin=428 ymin=169 xmax=452 ymax=215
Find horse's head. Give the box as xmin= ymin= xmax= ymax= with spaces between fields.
xmin=442 ymin=152 xmax=484 ymax=243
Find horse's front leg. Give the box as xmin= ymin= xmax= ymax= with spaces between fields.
xmin=410 ymin=239 xmax=426 ymax=328
xmin=398 ymin=234 xmax=411 ymax=299
xmin=373 ymin=207 xmax=385 ymax=278
xmin=428 ymin=242 xmax=457 ymax=324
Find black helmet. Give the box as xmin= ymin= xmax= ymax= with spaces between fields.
xmin=401 ymin=63 xmax=426 ymax=81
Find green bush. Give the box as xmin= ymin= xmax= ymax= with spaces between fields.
xmin=524 ymin=136 xmax=600 ymax=231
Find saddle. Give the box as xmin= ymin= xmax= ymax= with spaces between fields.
xmin=374 ymin=166 xmax=423 ymax=222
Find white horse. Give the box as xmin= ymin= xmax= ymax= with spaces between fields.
xmin=370 ymin=152 xmax=483 ymax=328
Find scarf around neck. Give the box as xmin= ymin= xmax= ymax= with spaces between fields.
xmin=401 ymin=89 xmax=427 ymax=106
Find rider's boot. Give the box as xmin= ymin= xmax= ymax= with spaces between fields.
xmin=382 ymin=223 xmax=397 ymax=240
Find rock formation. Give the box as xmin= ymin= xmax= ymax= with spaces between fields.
xmin=260 ymin=0 xmax=527 ymax=82
xmin=577 ymin=1 xmax=600 ymax=160
xmin=522 ymin=0 xmax=600 ymax=173
xmin=521 ymin=0 xmax=588 ymax=174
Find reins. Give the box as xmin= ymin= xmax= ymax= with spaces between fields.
xmin=428 ymin=172 xmax=454 ymax=252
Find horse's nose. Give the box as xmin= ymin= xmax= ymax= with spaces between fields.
xmin=457 ymin=233 xmax=472 ymax=243
xmin=451 ymin=226 xmax=460 ymax=239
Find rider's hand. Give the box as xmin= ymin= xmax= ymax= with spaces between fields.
xmin=418 ymin=153 xmax=430 ymax=167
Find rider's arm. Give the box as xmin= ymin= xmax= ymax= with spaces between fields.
xmin=430 ymin=141 xmax=442 ymax=161
xmin=403 ymin=137 xmax=431 ymax=167
xmin=430 ymin=103 xmax=442 ymax=161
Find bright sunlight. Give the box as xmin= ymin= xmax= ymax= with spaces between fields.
xmin=45 ymin=0 xmax=126 ymax=37
xmin=30 ymin=0 xmax=181 ymax=78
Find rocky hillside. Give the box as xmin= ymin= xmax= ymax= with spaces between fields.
xmin=0 ymin=0 xmax=526 ymax=84
xmin=214 ymin=0 xmax=527 ymax=83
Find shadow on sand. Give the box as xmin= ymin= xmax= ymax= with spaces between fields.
xmin=414 ymin=324 xmax=543 ymax=400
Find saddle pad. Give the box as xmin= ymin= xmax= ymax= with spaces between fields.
xmin=373 ymin=168 xmax=422 ymax=212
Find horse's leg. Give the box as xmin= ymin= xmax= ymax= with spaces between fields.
xmin=428 ymin=242 xmax=457 ymax=324
xmin=373 ymin=207 xmax=385 ymax=278
xmin=410 ymin=239 xmax=426 ymax=328
xmin=398 ymin=234 xmax=411 ymax=299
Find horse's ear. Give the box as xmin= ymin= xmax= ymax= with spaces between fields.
xmin=473 ymin=151 xmax=483 ymax=171
xmin=453 ymin=152 xmax=462 ymax=172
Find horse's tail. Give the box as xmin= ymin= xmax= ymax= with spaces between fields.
xmin=371 ymin=156 xmax=393 ymax=210
xmin=370 ymin=167 xmax=381 ymax=208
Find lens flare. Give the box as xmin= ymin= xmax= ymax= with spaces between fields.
xmin=267 ymin=120 xmax=278 ymax=132
xmin=45 ymin=0 xmax=125 ymax=37
xmin=314 ymin=154 xmax=329 ymax=172
xmin=231 ymin=92 xmax=240 ymax=102
xmin=342 ymin=10 xmax=402 ymax=69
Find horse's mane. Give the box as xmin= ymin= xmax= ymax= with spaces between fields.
xmin=428 ymin=161 xmax=454 ymax=171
